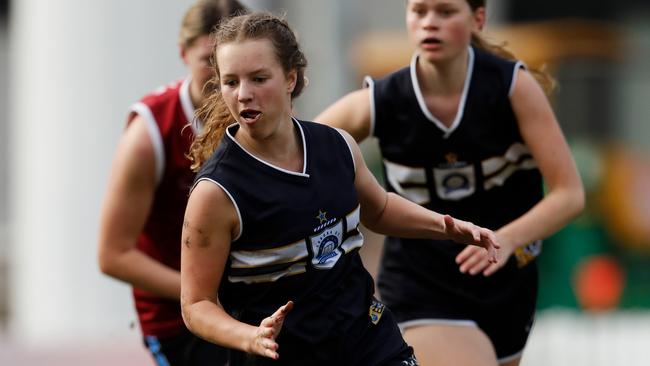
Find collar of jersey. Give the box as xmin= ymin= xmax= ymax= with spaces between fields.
xmin=410 ymin=46 xmax=475 ymax=139
xmin=225 ymin=117 xmax=310 ymax=178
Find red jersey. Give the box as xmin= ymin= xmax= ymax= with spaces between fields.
xmin=128 ymin=77 xmax=199 ymax=337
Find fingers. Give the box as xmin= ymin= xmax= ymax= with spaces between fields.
xmin=261 ymin=340 xmax=279 ymax=360
xmin=260 ymin=316 xmax=276 ymax=329
xmin=270 ymin=300 xmax=294 ymax=320
xmin=482 ymin=261 xmax=501 ymax=277
xmin=482 ymin=228 xmax=501 ymax=250
xmin=256 ymin=320 xmax=280 ymax=360
xmin=479 ymin=230 xmax=500 ymax=264
xmin=457 ymin=246 xmax=492 ymax=275
xmin=455 ymin=245 xmax=475 ymax=264
xmin=446 ymin=215 xmax=481 ymax=244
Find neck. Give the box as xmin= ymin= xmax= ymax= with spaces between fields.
xmin=416 ymin=49 xmax=469 ymax=95
xmin=189 ymin=79 xmax=204 ymax=109
xmin=235 ymin=116 xmax=303 ymax=172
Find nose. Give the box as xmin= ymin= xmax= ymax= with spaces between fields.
xmin=422 ymin=11 xmax=440 ymax=30
xmin=238 ymin=80 xmax=253 ymax=103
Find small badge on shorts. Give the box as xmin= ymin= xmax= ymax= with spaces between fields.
xmin=514 ymin=240 xmax=542 ymax=268
xmin=401 ymin=355 xmax=419 ymax=366
xmin=369 ymin=299 xmax=385 ymax=325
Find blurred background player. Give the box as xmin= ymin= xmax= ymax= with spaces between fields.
xmin=316 ymin=0 xmax=584 ymax=365
xmin=97 ymin=1 xmax=247 ymax=365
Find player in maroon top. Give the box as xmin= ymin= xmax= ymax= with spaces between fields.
xmin=98 ymin=1 xmax=246 ymax=365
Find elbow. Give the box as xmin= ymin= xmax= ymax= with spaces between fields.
xmin=98 ymin=255 xmax=114 ymax=277
xmin=180 ymin=296 xmax=199 ymax=335
xmin=180 ymin=299 xmax=192 ymax=330
xmin=573 ymin=187 xmax=586 ymax=218
xmin=97 ymin=246 xmax=118 ymax=277
xmin=575 ymin=187 xmax=587 ymax=216
xmin=564 ymin=185 xmax=586 ymax=221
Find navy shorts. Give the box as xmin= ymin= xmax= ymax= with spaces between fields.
xmin=144 ymin=328 xmax=228 ymax=366
xmin=378 ymin=237 xmax=539 ymax=361
xmin=230 ymin=299 xmax=418 ymax=366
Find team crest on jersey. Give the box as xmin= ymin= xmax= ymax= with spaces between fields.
xmin=309 ymin=220 xmax=343 ymax=269
xmin=433 ymin=157 xmax=476 ymax=201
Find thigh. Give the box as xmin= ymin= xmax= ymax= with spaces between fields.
xmin=403 ymin=324 xmax=499 ymax=366
xmin=500 ymin=357 xmax=522 ymax=366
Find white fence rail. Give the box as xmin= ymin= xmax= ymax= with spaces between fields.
xmin=522 ymin=310 xmax=650 ymax=366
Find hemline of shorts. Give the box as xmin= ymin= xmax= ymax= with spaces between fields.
xmin=397 ymin=318 xmax=524 ymax=364
xmin=398 ymin=318 xmax=477 ymax=332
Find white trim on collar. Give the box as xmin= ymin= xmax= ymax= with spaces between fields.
xmin=410 ymin=46 xmax=475 ymax=139
xmin=225 ymin=117 xmax=310 ymax=178
xmin=180 ymin=77 xmax=203 ymax=135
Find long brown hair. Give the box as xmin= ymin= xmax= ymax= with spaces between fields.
xmin=189 ymin=13 xmax=308 ymax=171
xmin=467 ymin=0 xmax=556 ymax=94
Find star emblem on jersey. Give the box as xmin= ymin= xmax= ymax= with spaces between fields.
xmin=445 ymin=152 xmax=458 ymax=164
xmin=316 ymin=210 xmax=328 ymax=224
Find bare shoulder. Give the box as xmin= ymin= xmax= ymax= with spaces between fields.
xmin=511 ymin=69 xmax=547 ymax=104
xmin=315 ymin=88 xmax=371 ymax=142
xmin=185 ymin=179 xmax=240 ymax=238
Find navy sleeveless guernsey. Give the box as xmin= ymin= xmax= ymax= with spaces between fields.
xmin=368 ymin=47 xmax=542 ymax=360
xmin=194 ymin=119 xmax=414 ymax=365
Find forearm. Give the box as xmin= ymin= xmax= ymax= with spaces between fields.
xmin=497 ymin=187 xmax=584 ymax=249
xmin=363 ymin=192 xmax=448 ymax=240
xmin=99 ymin=247 xmax=180 ymax=299
xmin=182 ymin=299 xmax=256 ymax=352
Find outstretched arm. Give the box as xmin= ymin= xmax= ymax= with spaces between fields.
xmin=338 ymin=130 xmax=500 ymax=260
xmin=315 ymin=88 xmax=372 ymax=143
xmin=181 ymin=180 xmax=293 ymax=360
xmin=97 ymin=116 xmax=181 ymax=299
xmin=456 ymin=69 xmax=585 ymax=276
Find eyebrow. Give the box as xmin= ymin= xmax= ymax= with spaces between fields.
xmin=221 ymin=68 xmax=270 ymax=79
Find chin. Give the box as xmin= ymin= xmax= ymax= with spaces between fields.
xmin=420 ymin=49 xmax=453 ymax=62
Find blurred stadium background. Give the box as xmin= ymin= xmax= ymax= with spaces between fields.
xmin=1 ymin=0 xmax=649 ymax=365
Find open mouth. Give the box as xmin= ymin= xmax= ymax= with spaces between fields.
xmin=421 ymin=37 xmax=442 ymax=47
xmin=239 ymin=109 xmax=262 ymax=124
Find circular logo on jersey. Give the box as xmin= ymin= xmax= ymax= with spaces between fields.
xmin=315 ymin=233 xmax=339 ymax=264
xmin=442 ymin=173 xmax=469 ymax=192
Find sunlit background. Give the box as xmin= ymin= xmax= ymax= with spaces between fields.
xmin=1 ymin=0 xmax=649 ymax=365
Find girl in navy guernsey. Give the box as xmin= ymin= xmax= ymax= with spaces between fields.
xmin=181 ymin=12 xmax=501 ymax=366
xmin=97 ymin=1 xmax=247 ymax=365
xmin=316 ymin=1 xmax=585 ymax=365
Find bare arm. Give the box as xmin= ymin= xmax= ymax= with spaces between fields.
xmin=500 ymin=70 xmax=584 ymax=245
xmin=97 ymin=116 xmax=180 ymax=299
xmin=457 ymin=69 xmax=585 ymax=276
xmin=181 ymin=181 xmax=292 ymax=360
xmin=337 ymin=130 xmax=499 ymax=258
xmin=314 ymin=88 xmax=372 ymax=142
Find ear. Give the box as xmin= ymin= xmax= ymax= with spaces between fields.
xmin=179 ymin=43 xmax=189 ymax=66
xmin=286 ymin=69 xmax=298 ymax=94
xmin=473 ymin=6 xmax=486 ymax=31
